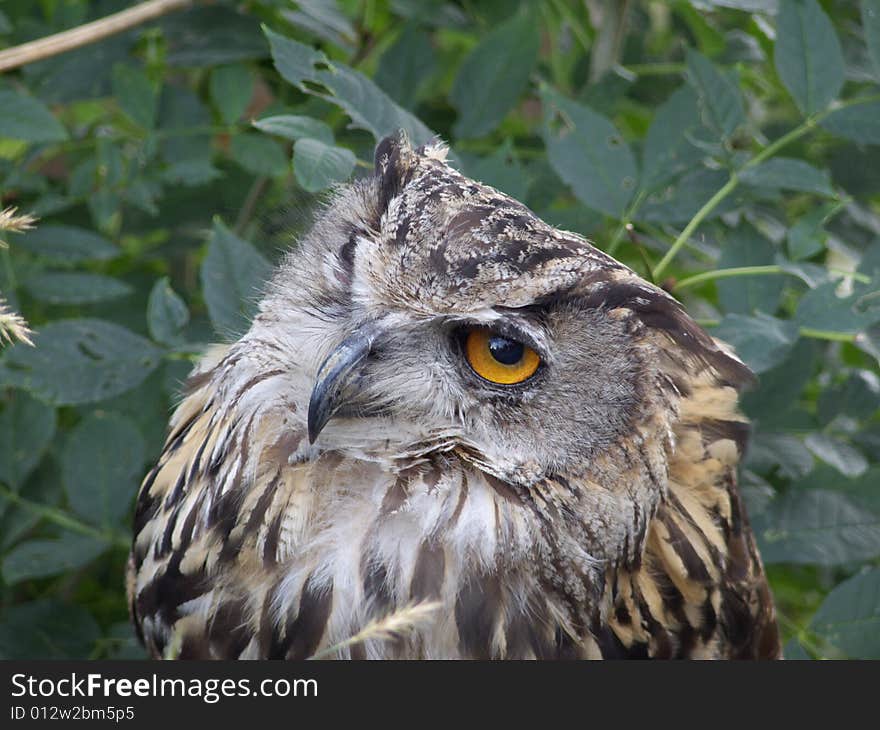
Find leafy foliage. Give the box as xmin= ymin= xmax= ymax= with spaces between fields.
xmin=0 ymin=0 xmax=878 ymax=659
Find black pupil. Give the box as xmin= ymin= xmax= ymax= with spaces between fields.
xmin=488 ymin=335 xmax=524 ymax=365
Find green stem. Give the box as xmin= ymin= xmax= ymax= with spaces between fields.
xmin=651 ymin=93 xmax=880 ymax=281
xmin=621 ymin=62 xmax=686 ymax=76
xmin=700 ymin=321 xmax=859 ymax=344
xmin=541 ymin=3 xmax=570 ymax=94
xmin=673 ymin=265 xmax=871 ymax=291
xmin=652 ymin=173 xmax=739 ymax=280
xmin=234 ymin=175 xmax=269 ymax=234
xmin=744 ymin=118 xmax=817 ymax=171
xmin=550 ymin=0 xmax=592 ymax=53
xmin=798 ymin=327 xmax=858 ymax=343
xmin=673 ymin=265 xmax=782 ymax=290
xmin=0 ymin=483 xmax=130 ymax=550
xmin=607 ymin=190 xmax=645 ymax=256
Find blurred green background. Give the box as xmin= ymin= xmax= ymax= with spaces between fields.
xmin=0 ymin=0 xmax=878 ymax=659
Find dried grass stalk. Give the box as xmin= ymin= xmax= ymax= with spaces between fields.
xmin=0 ymin=298 xmax=33 ymax=347
xmin=310 ymin=601 xmax=442 ymax=659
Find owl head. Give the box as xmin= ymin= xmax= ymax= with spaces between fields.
xmin=249 ymin=132 xmax=751 ymax=490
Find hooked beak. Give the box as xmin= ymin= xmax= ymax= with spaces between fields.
xmin=307 ymin=320 xmax=384 ymax=444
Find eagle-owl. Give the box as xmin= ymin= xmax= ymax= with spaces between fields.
xmin=128 ymin=132 xmax=781 ymax=660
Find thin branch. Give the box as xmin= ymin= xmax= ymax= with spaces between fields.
xmin=234 ymin=176 xmax=269 ymax=235
xmin=652 ymin=174 xmax=740 ymax=280
xmin=0 ymin=483 xmax=130 ymax=550
xmin=651 ymin=93 xmax=880 ymax=280
xmin=606 ymin=190 xmax=645 ymax=256
xmin=799 ymin=327 xmax=858 ymax=343
xmin=674 ymin=264 xmax=871 ymax=291
xmin=700 ymin=320 xmax=860 ymax=345
xmin=0 ymin=0 xmax=194 ymax=73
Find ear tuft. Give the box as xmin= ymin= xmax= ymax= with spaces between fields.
xmin=374 ymin=130 xmax=417 ymax=214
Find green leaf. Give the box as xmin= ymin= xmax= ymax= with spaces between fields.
xmin=0 ymin=599 xmax=101 ymax=659
xmin=0 ymin=390 xmax=55 ymax=491
xmin=820 ymin=101 xmax=880 ymax=145
xmin=741 ymin=338 xmax=817 ymax=429
xmin=210 ymin=64 xmax=254 ymax=125
xmin=0 ymin=460 xmax=62 ymax=549
xmin=0 ymin=319 xmax=163 ymax=406
xmin=158 ymin=86 xmax=213 ymax=164
xmin=740 ymin=157 xmax=833 ymax=196
xmin=125 ymin=179 xmax=161 ymax=216
xmin=641 ymin=85 xmax=707 ymax=192
xmin=717 ymin=224 xmax=784 ymax=315
xmin=157 ymin=85 xmax=214 ymax=169
xmin=795 ymin=280 xmax=880 ymax=334
xmin=163 ymin=6 xmax=267 ymax=66
xmin=62 ymin=412 xmax=145 ymax=527
xmin=685 ymin=48 xmax=746 ymax=140
xmin=230 ymin=133 xmax=288 ymax=176
xmin=787 ymin=204 xmax=836 ymax=260
xmin=12 ymin=225 xmax=118 ymax=263
xmin=450 ymin=6 xmax=539 ymax=138
xmin=754 ymin=489 xmax=880 ymax=565
xmin=103 ymin=621 xmax=148 ymax=659
xmin=253 ymin=115 xmax=334 ymax=143
xmin=818 ymin=371 xmax=880 ymax=424
xmin=856 ymin=322 xmax=880 ymax=365
xmin=201 ymin=219 xmax=272 ymax=338
xmin=22 ymin=272 xmax=133 ymax=305
xmin=860 ymin=239 xmax=880 ymax=278
xmin=747 ymin=432 xmax=814 ymax=479
xmin=88 ymin=189 xmax=122 ymax=233
xmin=375 ymin=22 xmax=437 ymax=110
xmin=540 ymin=86 xmax=638 ymax=218
xmin=457 ymin=139 xmax=530 ymax=201
xmin=2 ymin=534 xmax=107 ymax=584
xmin=714 ymin=313 xmax=799 ymax=373
xmin=161 ymin=160 xmax=222 ymax=187
xmin=804 ymin=433 xmax=869 ymax=478
xmin=111 ymin=64 xmax=158 ymax=129
xmin=798 ymin=465 xmax=880 ymax=516
xmin=674 ymin=3 xmax=726 ymax=56
xmin=775 ymin=258 xmax=829 ymax=288
xmin=782 ymin=638 xmax=811 ymax=659
xmin=862 ymin=0 xmax=880 ymax=80
xmin=283 ymin=0 xmax=357 ymax=50
xmin=147 ymin=277 xmax=189 ymax=347
xmin=96 ymin=368 xmax=169 ymax=459
xmin=808 ymin=567 xmax=880 ymax=659
xmin=293 ymin=137 xmax=357 ymax=193
xmin=265 ymin=27 xmax=435 ymax=145
xmin=0 ymin=89 xmax=68 ymax=143
xmin=774 ymin=0 xmax=844 ymax=115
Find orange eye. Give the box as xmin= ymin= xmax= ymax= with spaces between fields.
xmin=463 ymin=328 xmax=541 ymax=385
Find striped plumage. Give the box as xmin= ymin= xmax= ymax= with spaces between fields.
xmin=128 ymin=133 xmax=780 ymax=659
